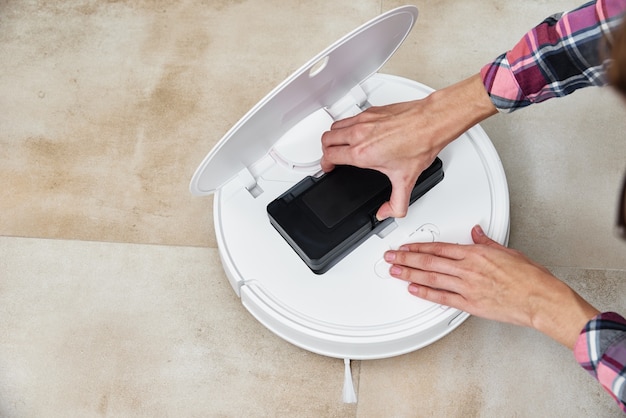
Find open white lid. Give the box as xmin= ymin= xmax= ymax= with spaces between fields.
xmin=190 ymin=6 xmax=419 ymax=195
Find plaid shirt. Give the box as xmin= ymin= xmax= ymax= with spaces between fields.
xmin=481 ymin=1 xmax=626 ymax=411
xmin=481 ymin=0 xmax=626 ymax=112
xmin=575 ymin=312 xmax=626 ymax=412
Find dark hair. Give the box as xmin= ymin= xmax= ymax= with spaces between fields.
xmin=610 ymin=19 xmax=626 ymax=96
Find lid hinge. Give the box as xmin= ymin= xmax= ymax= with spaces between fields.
xmin=237 ymin=167 xmax=263 ymax=198
xmin=324 ymin=84 xmax=371 ymax=121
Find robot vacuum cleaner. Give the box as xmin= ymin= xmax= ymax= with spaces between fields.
xmin=190 ymin=5 xmax=509 ymax=399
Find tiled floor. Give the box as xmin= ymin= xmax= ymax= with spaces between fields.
xmin=1 ymin=0 xmax=625 ymax=416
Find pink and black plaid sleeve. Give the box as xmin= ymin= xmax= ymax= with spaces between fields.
xmin=574 ymin=312 xmax=626 ymax=412
xmin=480 ymin=0 xmax=626 ymax=112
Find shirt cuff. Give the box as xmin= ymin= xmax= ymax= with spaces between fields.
xmin=480 ymin=53 xmax=530 ymax=113
xmin=574 ymin=311 xmax=626 ymax=412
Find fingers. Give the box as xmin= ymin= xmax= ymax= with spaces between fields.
xmin=328 ymin=106 xmax=386 ymax=131
xmin=384 ymin=237 xmax=483 ymax=305
xmin=407 ymin=283 xmax=466 ymax=308
xmin=471 ymin=224 xmax=499 ymax=247
xmin=319 ymin=152 xmax=336 ymax=172
xmin=319 ymin=125 xmax=365 ymax=170
xmin=328 ymin=113 xmax=361 ymax=131
xmin=320 ymin=103 xmax=432 ymax=220
xmin=321 ymin=124 xmax=350 ymax=148
xmin=376 ymin=165 xmax=429 ymax=219
xmin=386 ymin=249 xmax=468 ymax=307
xmin=392 ymin=241 xmax=468 ymax=261
xmin=319 ymin=142 xmax=353 ymax=171
xmin=319 ymin=157 xmax=335 ymax=173
xmin=375 ymin=202 xmax=394 ymax=221
xmin=392 ymin=264 xmax=465 ymax=295
xmin=320 ymin=108 xmax=383 ymax=160
xmin=321 ymin=113 xmax=369 ymax=148
xmin=385 ymin=245 xmax=467 ymax=292
xmin=376 ymin=179 xmax=413 ymax=220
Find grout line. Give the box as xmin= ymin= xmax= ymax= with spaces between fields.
xmin=545 ymin=264 xmax=626 ymax=273
xmin=354 ymin=359 xmax=361 ymax=417
xmin=0 ymin=234 xmax=216 ymax=251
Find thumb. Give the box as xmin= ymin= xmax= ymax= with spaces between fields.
xmin=376 ymin=181 xmax=412 ymax=220
xmin=319 ymin=155 xmax=335 ymax=173
xmin=471 ymin=225 xmax=500 ymax=246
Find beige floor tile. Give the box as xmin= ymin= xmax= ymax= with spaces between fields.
xmin=0 ymin=0 xmax=380 ymax=247
xmin=484 ymin=92 xmax=626 ymax=270
xmin=355 ymin=266 xmax=626 ymax=417
xmin=0 ymin=236 xmax=358 ymax=417
xmin=2 ymin=235 xmax=623 ymax=416
xmin=381 ymin=0 xmax=626 ymax=269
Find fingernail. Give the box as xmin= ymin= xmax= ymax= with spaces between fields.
xmin=376 ymin=209 xmax=390 ymax=222
xmin=398 ymin=245 xmax=409 ymax=251
xmin=474 ymin=225 xmax=484 ymax=236
xmin=384 ymin=251 xmax=395 ymax=262
xmin=408 ymin=283 xmax=419 ymax=295
xmin=390 ymin=266 xmax=402 ymax=275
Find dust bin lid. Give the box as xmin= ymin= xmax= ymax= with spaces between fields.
xmin=189 ymin=6 xmax=419 ymax=195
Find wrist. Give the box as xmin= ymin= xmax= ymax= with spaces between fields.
xmin=529 ymin=280 xmax=600 ymax=349
xmin=424 ymin=73 xmax=497 ymax=149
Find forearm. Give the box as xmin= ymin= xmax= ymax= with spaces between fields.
xmin=527 ymin=284 xmax=626 ymax=411
xmin=421 ymin=73 xmax=497 ymax=151
xmin=528 ymin=279 xmax=600 ymax=349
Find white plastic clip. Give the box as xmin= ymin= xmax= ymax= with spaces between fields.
xmin=325 ymin=85 xmax=371 ymax=121
xmin=342 ymin=358 xmax=357 ymax=403
xmin=237 ymin=167 xmax=263 ymax=198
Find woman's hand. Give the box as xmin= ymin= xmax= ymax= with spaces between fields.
xmin=384 ymin=225 xmax=600 ymax=349
xmin=321 ymin=74 xmax=498 ymax=220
